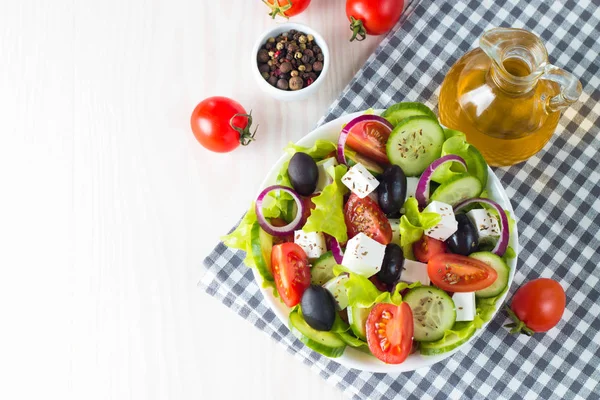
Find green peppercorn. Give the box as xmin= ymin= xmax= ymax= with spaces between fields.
xmin=300 ymin=43 xmax=306 ymax=50
xmin=291 ymin=70 xmax=299 ymax=77
xmin=307 ymin=34 xmax=314 ymax=42
xmin=267 ymin=60 xmax=273 ymax=66
xmin=294 ymin=51 xmax=303 ymax=59
xmin=276 ymin=42 xmax=284 ymax=51
xmin=298 ymin=65 xmax=306 ymax=72
xmin=261 ymin=71 xmax=270 ymax=80
xmin=268 ymin=37 xmax=275 ymax=43
xmin=268 ymin=51 xmax=275 ymax=58
xmin=298 ymin=35 xmax=307 ymax=44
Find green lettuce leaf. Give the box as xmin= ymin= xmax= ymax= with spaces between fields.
xmin=284 ymin=139 xmax=337 ymax=160
xmin=431 ymin=135 xmax=489 ymax=187
xmin=338 ymin=331 xmax=369 ymax=349
xmin=303 ymin=164 xmax=349 ymax=243
xmin=343 ymin=273 xmax=421 ymax=308
xmin=399 ymin=198 xmax=441 ymax=259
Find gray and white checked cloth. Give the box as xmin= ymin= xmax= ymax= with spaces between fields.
xmin=201 ymin=0 xmax=600 ymax=398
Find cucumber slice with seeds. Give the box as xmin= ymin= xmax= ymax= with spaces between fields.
xmin=347 ymin=306 xmax=372 ymax=341
xmin=288 ymin=309 xmax=346 ymax=358
xmin=386 ymin=116 xmax=445 ymax=176
xmin=382 ymin=102 xmax=437 ymax=126
xmin=430 ymin=174 xmax=483 ymax=206
xmin=404 ymin=286 xmax=456 ymax=342
xmin=310 ymin=251 xmax=336 ymax=285
xmin=470 ymin=252 xmax=510 ymax=298
xmin=420 ymin=321 xmax=477 ymax=355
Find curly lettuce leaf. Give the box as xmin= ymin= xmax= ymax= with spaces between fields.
xmin=303 ymin=164 xmax=349 ymax=243
xmin=343 ymin=273 xmax=421 ymax=308
xmin=284 ymin=139 xmax=337 ymax=160
xmin=431 ymin=135 xmax=488 ymax=187
xmin=338 ymin=331 xmax=369 ymax=350
xmin=399 ymin=198 xmax=441 ymax=260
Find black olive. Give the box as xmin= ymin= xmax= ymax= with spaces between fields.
xmin=377 ymin=243 xmax=405 ymax=285
xmin=446 ymin=214 xmax=479 ymax=255
xmin=377 ymin=165 xmax=407 ymax=216
xmin=287 ymin=152 xmax=318 ymax=195
xmin=300 ymin=285 xmax=337 ymax=331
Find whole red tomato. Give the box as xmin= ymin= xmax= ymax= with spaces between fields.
xmin=346 ymin=0 xmax=405 ymax=41
xmin=506 ymin=278 xmax=566 ymax=335
xmin=190 ymin=97 xmax=256 ymax=153
xmin=264 ymin=0 xmax=311 ymax=19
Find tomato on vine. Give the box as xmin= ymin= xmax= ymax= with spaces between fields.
xmin=263 ymin=0 xmax=311 ymax=19
xmin=190 ymin=97 xmax=257 ymax=153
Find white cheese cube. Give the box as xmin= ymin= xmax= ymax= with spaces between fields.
xmin=294 ymin=230 xmax=327 ymax=259
xmin=341 ymin=163 xmax=380 ymax=199
xmin=400 ymin=259 xmax=430 ymax=285
xmin=452 ymin=292 xmax=476 ymax=321
xmin=315 ymin=157 xmax=338 ymax=193
xmin=341 ymin=233 xmax=386 ymax=277
xmin=323 ymin=275 xmax=350 ymax=310
xmin=423 ymin=200 xmax=458 ymax=241
xmin=389 ymin=218 xmax=400 ymax=244
xmin=400 ymin=177 xmax=421 ymax=213
xmin=467 ymin=209 xmax=500 ymax=244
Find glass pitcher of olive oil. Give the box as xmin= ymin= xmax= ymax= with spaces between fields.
xmin=439 ymin=28 xmax=582 ymax=166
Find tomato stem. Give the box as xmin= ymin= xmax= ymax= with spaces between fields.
xmin=349 ymin=17 xmax=367 ymax=42
xmin=504 ymin=306 xmax=535 ymax=336
xmin=230 ymin=111 xmax=257 ymax=146
xmin=262 ymin=0 xmax=292 ymax=19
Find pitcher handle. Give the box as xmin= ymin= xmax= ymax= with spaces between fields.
xmin=542 ymin=64 xmax=582 ymax=112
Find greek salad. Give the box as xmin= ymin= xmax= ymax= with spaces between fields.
xmin=223 ymin=102 xmax=516 ymax=364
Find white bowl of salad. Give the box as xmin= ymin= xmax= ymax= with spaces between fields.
xmin=222 ymin=103 xmax=519 ymax=372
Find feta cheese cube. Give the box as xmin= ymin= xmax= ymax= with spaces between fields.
xmin=341 ymin=233 xmax=386 ymax=277
xmin=341 ymin=163 xmax=379 ymax=199
xmin=400 ymin=259 xmax=430 ymax=285
xmin=452 ymin=292 xmax=476 ymax=321
xmin=323 ymin=275 xmax=350 ymax=310
xmin=294 ymin=230 xmax=326 ymax=259
xmin=467 ymin=209 xmax=501 ymax=244
xmin=423 ymin=200 xmax=458 ymax=241
xmin=388 ymin=218 xmax=400 ymax=244
xmin=400 ymin=177 xmax=421 ymax=213
xmin=315 ymin=157 xmax=338 ymax=192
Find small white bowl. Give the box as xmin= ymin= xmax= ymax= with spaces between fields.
xmin=251 ymin=22 xmax=330 ymax=102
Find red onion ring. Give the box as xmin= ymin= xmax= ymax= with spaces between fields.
xmin=454 ymin=198 xmax=510 ymax=257
xmin=415 ymin=155 xmax=467 ymax=208
xmin=337 ymin=115 xmax=393 ymax=165
xmin=329 ymin=237 xmax=344 ymax=264
xmin=255 ymin=185 xmax=304 ymax=237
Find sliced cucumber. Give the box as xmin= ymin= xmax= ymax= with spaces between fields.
xmin=404 ymin=287 xmax=456 ymax=342
xmin=250 ymin=222 xmax=273 ymax=281
xmin=345 ymin=149 xmax=383 ymax=176
xmin=470 ymin=252 xmax=510 ymax=298
xmin=382 ymin=102 xmax=437 ymax=126
xmin=430 ymin=174 xmax=483 ymax=206
xmin=420 ymin=321 xmax=476 ymax=355
xmin=310 ymin=251 xmax=336 ymax=285
xmin=288 ymin=310 xmax=346 ymax=358
xmin=347 ymin=306 xmax=372 ymax=340
xmin=386 ymin=116 xmax=445 ymax=176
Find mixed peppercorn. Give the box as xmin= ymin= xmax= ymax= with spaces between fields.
xmin=257 ymin=29 xmax=325 ymax=91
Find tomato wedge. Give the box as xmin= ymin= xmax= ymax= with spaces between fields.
xmin=413 ymin=236 xmax=447 ymax=263
xmin=271 ymin=243 xmax=311 ymax=307
xmin=344 ymin=193 xmax=393 ymax=245
xmin=427 ymin=254 xmax=498 ymax=292
xmin=366 ymin=303 xmax=413 ymax=364
xmin=346 ymin=120 xmax=392 ymax=164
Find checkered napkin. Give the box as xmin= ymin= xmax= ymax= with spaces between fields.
xmin=201 ymin=0 xmax=600 ymax=398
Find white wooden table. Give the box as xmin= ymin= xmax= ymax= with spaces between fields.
xmin=0 ymin=1 xmax=387 ymax=399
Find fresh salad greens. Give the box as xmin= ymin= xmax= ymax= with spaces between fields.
xmin=222 ymin=102 xmax=517 ymax=365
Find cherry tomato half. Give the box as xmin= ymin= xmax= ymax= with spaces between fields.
xmin=344 ymin=193 xmax=393 ymax=245
xmin=427 ymin=253 xmax=497 ymax=292
xmin=271 ymin=243 xmax=311 ymax=307
xmin=345 ymin=119 xmax=392 ymax=165
xmin=366 ymin=302 xmax=413 ymax=364
xmin=413 ymin=236 xmax=447 ymax=263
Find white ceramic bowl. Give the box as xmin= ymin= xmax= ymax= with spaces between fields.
xmin=253 ymin=110 xmax=519 ymax=372
xmin=251 ymin=22 xmax=330 ymax=102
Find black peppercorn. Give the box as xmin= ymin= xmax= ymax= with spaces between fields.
xmin=302 ymin=54 xmax=310 ymax=64
xmin=313 ymin=61 xmax=323 ymax=72
xmin=304 ymin=64 xmax=313 ymax=72
xmin=258 ymin=63 xmax=270 ymax=74
xmin=277 ymin=79 xmax=289 ymax=90
xmin=314 ymin=45 xmax=322 ymax=54
xmin=268 ymin=75 xmax=278 ymax=86
xmin=303 ymin=49 xmax=314 ymax=58
xmin=257 ymin=49 xmax=269 ymax=63
xmin=280 ymin=62 xmax=292 ymax=73
xmin=317 ymin=53 xmax=324 ymax=61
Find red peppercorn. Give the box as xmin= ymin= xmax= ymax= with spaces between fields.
xmin=274 ymin=50 xmax=281 ymax=58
